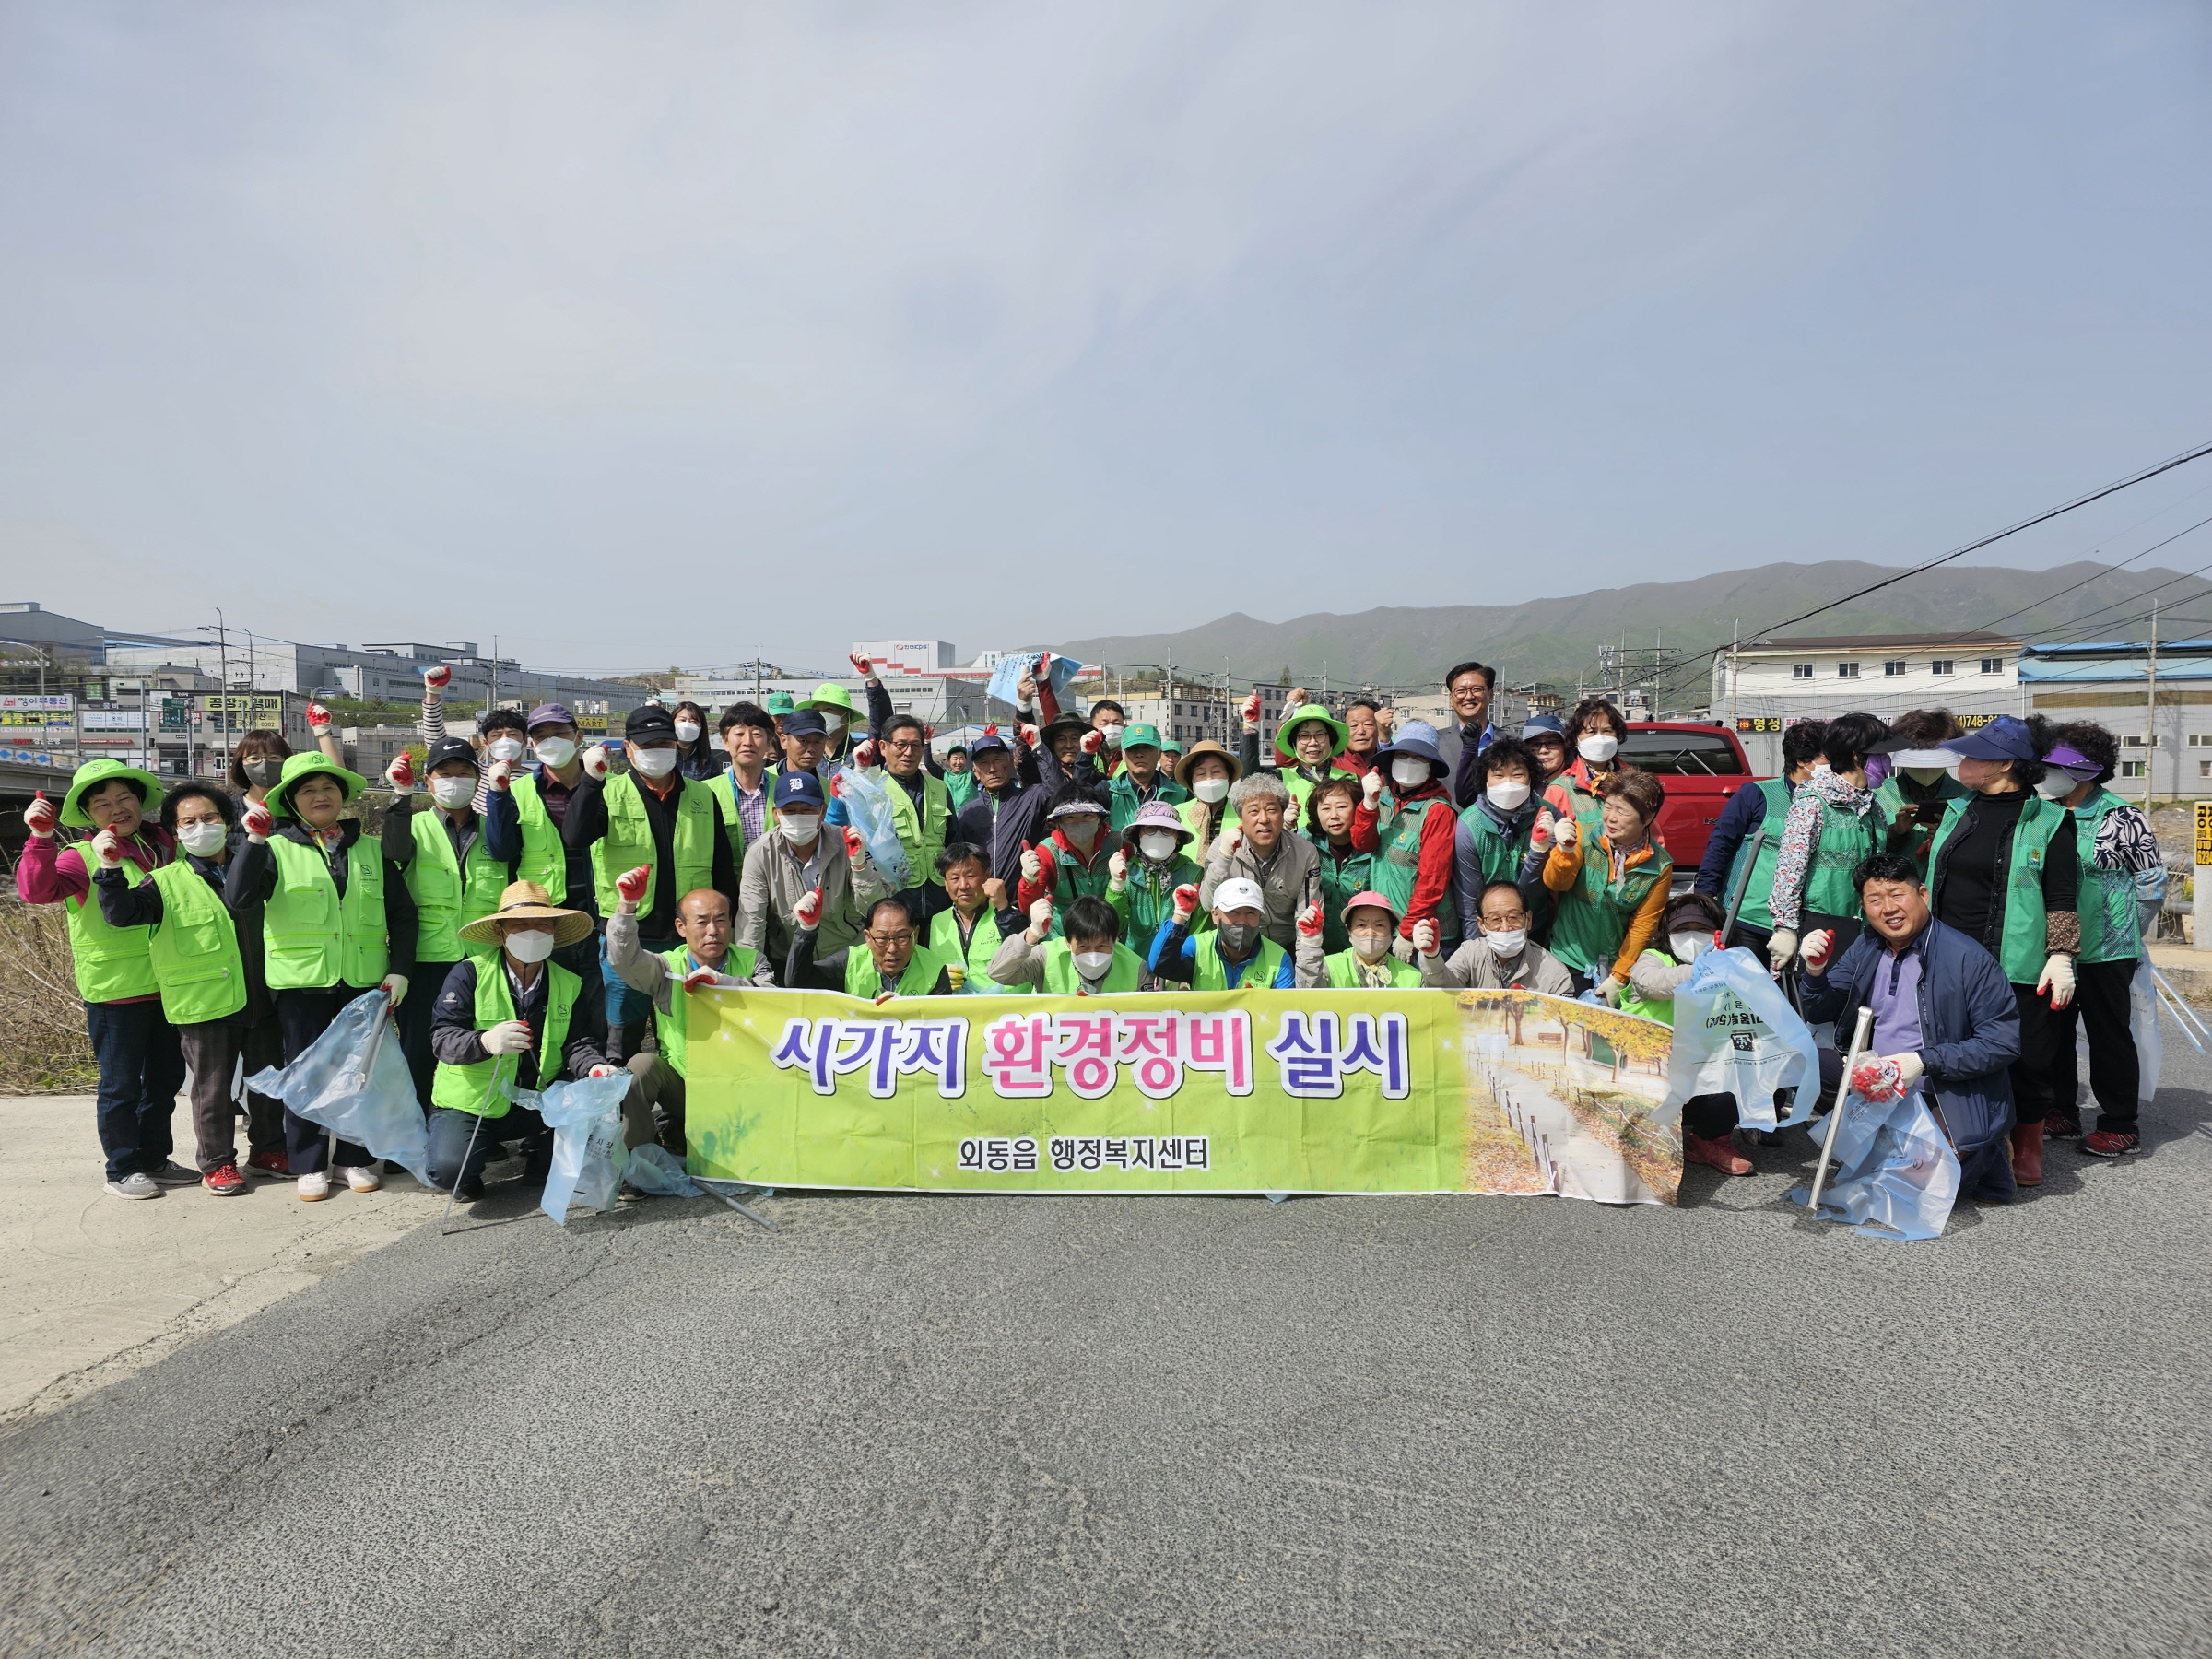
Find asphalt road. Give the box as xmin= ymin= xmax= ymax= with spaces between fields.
xmin=5 ymin=1053 xmax=2210 ymax=1657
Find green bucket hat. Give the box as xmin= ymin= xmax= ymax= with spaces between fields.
xmin=61 ymin=758 xmax=166 ymax=829
xmin=1120 ymin=723 xmax=1163 ymax=752
xmin=764 ymin=691 xmax=797 ymax=716
xmin=804 ymin=682 xmax=859 ymax=717
xmin=268 ymin=750 xmax=368 ymax=819
xmin=1273 ymin=703 xmax=1348 ymax=762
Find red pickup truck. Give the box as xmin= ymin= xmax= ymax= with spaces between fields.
xmin=1616 ymin=723 xmax=1764 ymax=873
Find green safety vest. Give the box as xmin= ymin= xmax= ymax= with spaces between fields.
xmin=1722 ymin=778 xmax=1791 ymax=933
xmin=844 ymin=942 xmax=949 ymax=999
xmin=1178 ymin=796 xmax=1239 ymax=850
xmin=61 ymin=842 xmax=160 ymax=1003
xmin=264 ymin=834 xmax=389 ymax=991
xmin=706 ymin=769 xmax=767 ymax=879
xmin=1324 ymin=949 xmax=1422 ymax=989
xmin=144 ymin=861 xmax=247 ymax=1024
xmin=1311 ymin=844 xmax=1375 ymax=956
xmin=1799 ymin=793 xmax=1883 ymax=921
xmin=882 ymin=771 xmax=952 ymax=888
xmin=1873 ymin=772 xmax=1969 ymax=879
xmin=1617 ymin=948 xmax=1677 ymax=1026
xmin=1114 ymin=855 xmax=1207 ymax=954
xmin=507 ymin=773 xmax=569 ymax=903
xmin=429 ymin=960 xmax=582 ymax=1118
xmin=1193 ymin=934 xmax=1288 ymax=991
xmin=406 ymin=809 xmax=513 ymax=963
xmin=944 ymin=768 xmax=978 ymax=814
xmin=2069 ymin=789 xmax=2140 ymax=966
xmin=1371 ymin=793 xmax=1445 ymax=919
xmin=1281 ymin=764 xmax=1355 ymax=828
xmin=1548 ymin=838 xmax=1673 ymax=976
xmin=1039 ymin=838 xmax=1116 ymax=938
xmin=593 ymin=772 xmax=718 ymax=919
xmin=927 ymin=905 xmax=1027 ymax=994
xmin=1928 ymin=792 xmax=2070 ymax=984
xmin=1040 ymin=938 xmax=1146 ymax=994
xmin=651 ymin=943 xmax=757 ymax=1079
xmin=1108 ymin=771 xmax=1189 ymax=832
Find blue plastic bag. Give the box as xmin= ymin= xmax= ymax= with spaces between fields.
xmin=1663 ymin=946 xmax=1820 ymax=1132
xmin=523 ymin=1071 xmax=633 ymax=1224
xmin=623 ymin=1142 xmax=702 ymax=1198
xmin=246 ymin=989 xmax=429 ymax=1185
xmin=1788 ymin=1087 xmax=1961 ymax=1241
xmin=833 ymin=765 xmax=913 ymax=889
xmin=984 ymin=651 xmax=1084 ymax=710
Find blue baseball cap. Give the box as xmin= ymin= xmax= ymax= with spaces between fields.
xmin=1941 ymin=715 xmax=2038 ymax=763
xmin=773 ymin=770 xmax=825 ymax=808
xmin=525 ymin=702 xmax=574 ymax=732
xmin=1522 ymin=713 xmax=1566 ymax=739
xmin=968 ymin=731 xmax=1012 ymax=758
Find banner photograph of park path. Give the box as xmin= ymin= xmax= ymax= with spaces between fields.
xmin=1451 ymin=990 xmax=1680 ymax=1206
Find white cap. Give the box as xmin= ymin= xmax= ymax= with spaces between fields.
xmin=1213 ymin=877 xmax=1266 ymax=914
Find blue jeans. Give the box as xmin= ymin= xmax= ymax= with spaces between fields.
xmin=85 ymin=999 xmax=186 ymax=1182
xmin=601 ymin=937 xmax=653 ymax=1029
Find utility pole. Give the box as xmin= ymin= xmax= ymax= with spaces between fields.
xmin=2143 ymin=598 xmax=2160 ymax=810
xmin=490 ymin=636 xmax=500 ymax=712
xmin=1728 ymin=618 xmax=1740 ymax=731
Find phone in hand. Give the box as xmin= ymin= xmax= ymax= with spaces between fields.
xmin=1914 ymin=800 xmax=1945 ymax=826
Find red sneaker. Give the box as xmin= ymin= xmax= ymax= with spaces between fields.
xmin=2047 ymin=1107 xmax=2083 ymax=1138
xmin=2080 ymin=1129 xmax=2140 ymax=1158
xmin=204 ymin=1162 xmax=248 ymax=1196
xmin=246 ymin=1148 xmax=290 ymax=1177
xmin=1685 ymin=1131 xmax=1753 ymax=1176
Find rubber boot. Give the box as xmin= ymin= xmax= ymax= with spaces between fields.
xmin=2011 ymin=1117 xmax=2045 ymax=1187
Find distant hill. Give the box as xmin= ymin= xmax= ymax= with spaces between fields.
xmin=1057 ymin=560 xmax=2212 ymax=694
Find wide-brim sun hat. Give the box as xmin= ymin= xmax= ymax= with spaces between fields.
xmin=1273 ymin=704 xmax=1348 ymax=762
xmin=1375 ymin=719 xmax=1448 ymax=780
xmin=269 ymin=752 xmax=368 ymax=819
xmin=804 ymin=683 xmax=859 ymax=717
xmin=61 ymin=758 xmax=166 ymax=829
xmin=1128 ymin=800 xmax=1194 ymax=841
xmin=1039 ymin=712 xmax=1091 ymax=750
xmin=1339 ymin=888 xmax=1402 ymax=924
xmin=1173 ymin=739 xmax=1241 ymax=790
xmin=457 ymin=880 xmax=595 ymax=950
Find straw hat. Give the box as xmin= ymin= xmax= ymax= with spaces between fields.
xmin=457 ymin=880 xmax=595 ymax=950
xmin=1173 ymin=739 xmax=1241 ymax=790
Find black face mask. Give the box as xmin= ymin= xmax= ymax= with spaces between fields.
xmin=243 ymin=758 xmax=284 ymax=789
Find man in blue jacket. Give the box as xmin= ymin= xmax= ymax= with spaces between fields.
xmin=1797 ymin=853 xmax=2021 ymax=1202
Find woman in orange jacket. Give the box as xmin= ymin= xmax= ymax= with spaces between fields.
xmin=1539 ymin=768 xmax=1672 ymax=1001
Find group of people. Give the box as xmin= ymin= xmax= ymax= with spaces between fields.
xmin=16 ymin=645 xmax=2167 ymax=1215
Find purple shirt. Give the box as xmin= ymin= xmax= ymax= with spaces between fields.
xmin=1866 ymin=927 xmax=1928 ymax=1054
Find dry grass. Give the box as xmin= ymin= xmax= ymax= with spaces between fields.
xmin=0 ymin=890 xmax=97 ymax=1093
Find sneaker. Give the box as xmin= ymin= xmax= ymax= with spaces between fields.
xmin=1685 ymin=1130 xmax=1754 ymax=1176
xmin=203 ymin=1162 xmax=248 ymax=1196
xmin=246 ymin=1147 xmax=291 ymax=1177
xmin=148 ymin=1160 xmax=202 ymax=1185
xmin=2048 ymin=1108 xmax=2083 ymax=1138
xmin=297 ymin=1171 xmax=331 ymax=1202
xmin=105 ymin=1172 xmax=160 ymax=1200
xmin=2080 ymin=1129 xmax=2141 ymax=1158
xmin=336 ymin=1164 xmax=382 ymax=1194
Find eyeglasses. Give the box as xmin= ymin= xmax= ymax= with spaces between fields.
xmin=865 ymin=930 xmax=914 ymax=946
xmin=884 ymin=736 xmax=924 ymax=752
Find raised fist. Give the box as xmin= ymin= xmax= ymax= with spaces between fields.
xmin=982 ymin=723 xmax=1000 ymax=737
xmin=386 ymin=752 xmax=416 ymax=791
xmin=1171 ymin=883 xmax=1200 ymax=920
xmin=849 ymin=652 xmax=876 ymax=678
xmin=1020 ymin=847 xmax=1043 ymax=883
xmin=794 ymin=885 xmax=825 ymax=929
xmin=23 ymin=792 xmax=54 ymax=838
xmin=982 ymin=877 xmax=1007 ymax=909
xmin=1215 ymin=826 xmax=1242 ymax=861
xmin=305 ymin=701 xmax=331 ymax=731
xmin=1800 ymin=928 xmax=1836 ymax=973
xmin=615 ymin=864 xmax=652 ymax=904
xmin=1241 ymin=692 xmax=1261 ymax=729
xmin=423 ymin=665 xmax=452 ymax=691
xmin=1412 ymin=918 xmax=1441 ymax=955
xmin=681 ymin=966 xmax=721 ymax=993
xmin=1080 ymin=729 xmax=1104 ymax=757
xmin=241 ymin=800 xmax=274 ymax=841
xmin=1108 ymin=848 xmax=1129 ymax=887
xmin=1016 ymin=670 xmax=1038 ymax=706
xmin=582 ymin=744 xmax=611 ymax=780
xmin=1296 ymin=900 xmax=1324 ymax=937
xmin=1018 ymin=724 xmax=1039 ymax=750
xmin=1361 ymin=770 xmax=1383 ymax=806
xmin=1551 ymin=814 xmax=1578 ymax=849
xmin=487 ymin=759 xmax=513 ymax=792
xmin=90 ymin=828 xmax=124 ymax=868
xmin=1528 ymin=812 xmax=1553 ymax=853
xmin=1377 ymin=706 xmax=1397 ymax=732
xmin=843 ymin=827 xmax=866 ymax=863
xmin=852 ymin=739 xmax=879 ymax=768
xmin=1284 ymin=687 xmax=1309 ymax=709
xmin=1028 ymin=896 xmax=1054 ymax=935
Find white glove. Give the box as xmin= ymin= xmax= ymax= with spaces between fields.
xmin=23 ymin=793 xmax=55 ymax=839
xmin=1551 ymin=814 xmax=1577 ymax=848
xmin=1411 ymin=918 xmax=1441 ymax=957
xmin=379 ymin=971 xmax=409 ymax=1007
xmin=1890 ymin=1051 xmax=1924 ymax=1089
xmin=241 ymin=800 xmax=274 ymax=842
xmin=582 ymin=744 xmax=611 ymax=780
xmin=1027 ymin=896 xmax=1054 ymax=940
xmin=1597 ymin=976 xmax=1626 ymax=1007
xmin=90 ymin=828 xmax=124 ymax=869
xmin=1215 ymin=826 xmax=1242 ymax=861
xmin=1107 ymin=848 xmax=1128 ymax=893
xmin=480 ymin=1018 xmax=535 ymax=1056
xmin=588 ymin=1063 xmax=617 ymax=1078
xmin=1799 ymin=928 xmax=1835 ymax=973
xmin=2036 ymin=953 xmax=2077 ymax=1010
xmin=1361 ymin=771 xmax=1383 ymax=807
xmin=1019 ymin=847 xmax=1042 ymax=883
xmin=1767 ymin=928 xmax=1798 ymax=971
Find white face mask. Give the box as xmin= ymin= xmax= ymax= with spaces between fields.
xmin=175 ymin=820 xmax=229 ymax=858
xmin=823 ymin=717 xmax=847 ymax=740
xmin=533 ymin=736 xmax=578 ymax=769
xmin=1138 ymin=831 xmax=1181 ymax=862
xmin=1484 ymin=928 xmax=1526 ymax=959
xmin=1348 ymin=928 xmax=1394 ymax=963
xmin=430 ymin=775 xmax=477 ymax=809
xmin=1486 ymin=780 xmax=1530 ymax=812
xmin=1193 ymin=776 xmax=1230 ymax=805
xmin=674 ymin=721 xmax=701 ymax=744
xmin=777 ymin=810 xmax=820 ymax=845
xmin=1577 ymin=734 xmax=1619 ymax=764
xmin=2034 ymin=774 xmax=2077 ymax=801
xmin=487 ymin=737 xmax=524 ymax=762
xmin=1059 ymin=816 xmax=1100 ymax=847
xmin=631 ymin=747 xmax=679 ymax=778
xmin=1670 ymin=931 xmax=1708 ymax=962
xmin=1072 ymin=948 xmax=1114 ymax=980
xmin=1100 ymin=725 xmax=1123 ymax=749
xmin=504 ymin=928 xmax=555 ymax=964
xmin=1390 ymin=757 xmax=1430 ymax=791
xmin=1902 ymin=766 xmax=1948 ymax=784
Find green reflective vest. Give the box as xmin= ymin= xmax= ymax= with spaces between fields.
xmin=406 ymin=809 xmax=512 ymax=963
xmin=63 ymin=842 xmax=160 ymax=1003
xmin=264 ymin=833 xmax=389 ymax=991
xmin=1039 ymin=838 xmax=1116 ymax=938
xmin=650 ymin=943 xmax=756 ymax=1078
xmin=706 ymin=769 xmax=767 ymax=879
xmin=1311 ymin=844 xmax=1375 ymax=956
xmin=429 ymin=959 xmax=582 ymax=1118
xmin=883 ymin=771 xmax=952 ymax=888
xmin=1928 ymin=792 xmax=2070 ymax=984
xmin=1193 ymin=934 xmax=1288 ymax=991
xmin=1617 ymin=948 xmax=1678 ymax=1026
xmin=593 ymin=773 xmax=718 ymax=919
xmin=1324 ymin=949 xmax=1422 ymax=989
xmin=1371 ymin=793 xmax=1446 ymax=918
xmin=1179 ymin=796 xmax=1239 ymax=853
xmin=1280 ymin=764 xmax=1354 ymax=828
xmin=1113 ymin=856 xmax=1208 ymax=954
xmin=1041 ymin=938 xmax=1146 ymax=994
xmin=1548 ymin=839 xmax=1673 ymax=977
xmin=927 ymin=905 xmax=1027 ymax=994
xmin=944 ymin=768 xmax=979 ymax=814
xmin=1722 ymin=778 xmax=1791 ymax=933
xmin=507 ymin=774 xmax=569 ymax=903
xmin=2068 ymin=789 xmax=2140 ymax=966
xmin=144 ymin=860 xmax=247 ymax=1024
xmin=1799 ymin=793 xmax=1884 ymax=920
xmin=1107 ymin=771 xmax=1189 ymax=832
xmin=844 ymin=942 xmax=949 ymax=999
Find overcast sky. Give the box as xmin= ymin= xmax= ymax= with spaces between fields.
xmin=3 ymin=0 xmax=2208 ymax=676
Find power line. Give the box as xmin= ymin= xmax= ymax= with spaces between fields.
xmin=1961 ymin=512 xmax=2212 ymax=638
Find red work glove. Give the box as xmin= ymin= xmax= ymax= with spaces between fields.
xmin=1171 ymin=883 xmax=1200 ymax=921
xmin=1034 ymin=652 xmax=1051 ymax=675
xmin=1528 ymin=811 xmax=1552 ymax=853
xmin=23 ymin=791 xmax=54 ymax=839
xmin=305 ymin=701 xmax=331 ymax=732
xmin=828 ymin=771 xmax=844 ymax=798
xmin=1296 ymin=900 xmax=1324 ymax=938
xmin=843 ymin=827 xmax=865 ymax=863
xmin=386 ymin=751 xmax=416 ymax=791
xmin=1412 ymin=918 xmax=1441 ymax=955
xmin=1800 ymin=929 xmax=1836 ymax=973
xmin=849 ymin=652 xmax=876 ymax=678
xmin=794 ymin=885 xmax=824 ymax=929
xmin=615 ymin=864 xmax=652 ymax=904
xmin=582 ymin=744 xmax=611 ymax=780
xmin=1080 ymin=729 xmax=1104 ymax=758
xmin=1850 ymin=1057 xmax=1904 ymax=1103
xmin=90 ymin=828 xmax=124 ymax=868
xmin=423 ymin=665 xmax=452 ymax=691
xmin=487 ymin=759 xmax=513 ymax=792
xmin=1241 ymin=692 xmax=1261 ymax=728
xmin=681 ymin=965 xmax=721 ymax=993
xmin=852 ymin=739 xmax=879 ymax=768
xmin=241 ymin=799 xmax=275 ymax=841
xmin=982 ymin=722 xmax=999 ymax=737
xmin=1018 ymin=724 xmax=1039 ymax=750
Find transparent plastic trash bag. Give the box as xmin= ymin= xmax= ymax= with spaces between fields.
xmin=245 ymin=989 xmax=429 ymax=1185
xmin=1788 ymin=1087 xmax=1960 ymax=1241
xmin=831 ymin=764 xmax=913 ymax=890
xmin=1665 ymin=946 xmax=1820 ymax=1132
xmin=519 ymin=1071 xmax=633 ymax=1224
xmin=2129 ymin=954 xmax=2161 ymax=1105
xmin=623 ymin=1142 xmax=702 ymax=1198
